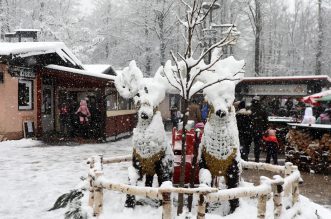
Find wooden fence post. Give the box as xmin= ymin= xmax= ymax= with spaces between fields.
xmin=257 ymin=194 xmax=267 ymax=219
xmin=284 ymin=162 xmax=293 ymax=197
xmin=257 ymin=177 xmax=268 ymax=219
xmin=93 ymin=171 xmax=104 ymax=217
xmin=87 ymin=157 xmax=95 ymax=208
xmin=273 ymin=180 xmax=283 ymax=218
xmin=197 ymin=194 xmax=206 ymax=219
xmin=162 ymin=192 xmax=172 ymax=219
xmin=291 ymin=166 xmax=300 ymax=205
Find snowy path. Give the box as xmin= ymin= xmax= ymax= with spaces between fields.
xmin=0 ymin=138 xmax=330 ymax=219
xmin=0 ymin=138 xmax=131 ymax=219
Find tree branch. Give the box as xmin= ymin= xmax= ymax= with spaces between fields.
xmin=198 ymin=0 xmax=218 ymax=25
xmin=171 ymin=51 xmax=186 ymax=96
xmin=191 ymin=77 xmax=242 ymax=97
xmin=162 ymin=69 xmax=181 ymax=93
xmin=180 ymin=0 xmax=192 ymax=11
xmin=191 ymin=25 xmax=235 ymax=68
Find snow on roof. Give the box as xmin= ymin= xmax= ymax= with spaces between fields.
xmin=242 ymin=75 xmax=331 ymax=83
xmin=0 ymin=42 xmax=82 ymax=68
xmin=83 ymin=64 xmax=112 ymax=74
xmin=46 ymin=64 xmax=115 ymax=81
xmin=14 ymin=29 xmax=40 ymax=32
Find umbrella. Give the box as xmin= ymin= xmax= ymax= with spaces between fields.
xmin=301 ymin=89 xmax=331 ymax=106
xmin=315 ymin=94 xmax=331 ymax=102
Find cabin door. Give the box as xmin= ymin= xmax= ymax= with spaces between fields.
xmin=41 ymin=85 xmax=54 ymax=132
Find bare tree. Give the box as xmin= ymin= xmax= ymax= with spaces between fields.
xmin=153 ymin=0 xmax=177 ymax=66
xmin=0 ymin=0 xmax=10 ymax=40
xmin=160 ymin=0 xmax=243 ymax=214
xmin=316 ymin=0 xmax=323 ymax=75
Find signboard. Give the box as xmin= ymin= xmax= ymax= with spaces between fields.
xmin=247 ymin=84 xmax=307 ymax=96
xmin=8 ymin=66 xmax=35 ymax=79
xmin=23 ymin=121 xmax=35 ymax=138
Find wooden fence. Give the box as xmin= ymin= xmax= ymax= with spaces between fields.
xmin=87 ymin=155 xmax=302 ymax=219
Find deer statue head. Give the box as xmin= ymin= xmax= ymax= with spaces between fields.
xmin=115 ymin=61 xmax=166 ymax=121
xmin=198 ymin=56 xmax=245 ymax=117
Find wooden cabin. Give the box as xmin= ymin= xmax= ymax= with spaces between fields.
xmin=0 ymin=42 xmax=136 ymax=141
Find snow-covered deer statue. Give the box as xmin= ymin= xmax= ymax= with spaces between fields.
xmin=198 ymin=56 xmax=245 ymax=214
xmin=115 ymin=61 xmax=174 ymax=208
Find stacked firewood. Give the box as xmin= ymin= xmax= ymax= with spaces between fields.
xmin=286 ymin=130 xmax=330 ymax=174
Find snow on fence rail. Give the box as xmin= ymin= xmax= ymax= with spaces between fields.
xmin=86 ymin=155 xmax=302 ymax=219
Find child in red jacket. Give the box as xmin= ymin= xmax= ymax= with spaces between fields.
xmin=263 ymin=126 xmax=279 ymax=165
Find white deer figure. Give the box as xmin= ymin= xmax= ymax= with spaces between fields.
xmin=197 ymin=56 xmax=245 ymax=214
xmin=115 ymin=61 xmax=174 ymax=208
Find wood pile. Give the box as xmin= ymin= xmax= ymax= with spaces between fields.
xmin=286 ymin=130 xmax=330 ymax=174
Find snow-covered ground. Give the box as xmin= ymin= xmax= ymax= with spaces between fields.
xmin=0 ymin=137 xmax=330 ymax=219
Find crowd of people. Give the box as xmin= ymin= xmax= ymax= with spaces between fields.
xmin=301 ymin=103 xmax=331 ymax=125
xmin=170 ymin=99 xmax=210 ymax=129
xmin=170 ymin=97 xmax=278 ymax=164
xmin=235 ymin=97 xmax=331 ymax=164
xmin=235 ymin=96 xmax=277 ymax=164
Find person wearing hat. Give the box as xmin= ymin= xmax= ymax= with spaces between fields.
xmin=316 ymin=108 xmax=331 ymax=124
xmin=251 ymin=96 xmax=268 ymax=162
xmin=236 ymin=100 xmax=253 ymax=161
xmin=188 ymin=99 xmax=202 ymax=124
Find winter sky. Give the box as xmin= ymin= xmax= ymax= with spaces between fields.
xmin=78 ymin=0 xmax=298 ymax=15
xmin=78 ymin=0 xmax=95 ymax=15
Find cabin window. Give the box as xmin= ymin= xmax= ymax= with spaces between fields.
xmin=106 ymin=89 xmax=118 ymax=110
xmin=106 ymin=88 xmax=134 ymax=111
xmin=118 ymin=96 xmax=134 ymax=110
xmin=18 ymin=80 xmax=33 ymax=110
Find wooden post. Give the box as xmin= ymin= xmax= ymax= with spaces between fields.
xmin=273 ymin=182 xmax=283 ymax=218
xmin=87 ymin=157 xmax=95 ymax=208
xmin=284 ymin=162 xmax=293 ymax=197
xmin=197 ymin=194 xmax=206 ymax=219
xmin=292 ymin=166 xmax=300 ymax=205
xmin=162 ymin=192 xmax=172 ymax=219
xmin=257 ymin=177 xmax=268 ymax=219
xmin=188 ymin=128 xmax=201 ymax=212
xmin=93 ymin=171 xmax=104 ymax=217
xmin=257 ymin=194 xmax=267 ymax=219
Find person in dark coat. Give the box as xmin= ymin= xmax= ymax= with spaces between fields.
xmin=59 ymin=102 xmax=70 ymax=137
xmin=170 ymin=106 xmax=180 ymax=129
xmin=188 ymin=99 xmax=202 ymax=124
xmin=200 ymin=100 xmax=210 ymax=123
xmin=251 ymin=96 xmax=268 ymax=162
xmin=236 ymin=100 xmax=253 ymax=161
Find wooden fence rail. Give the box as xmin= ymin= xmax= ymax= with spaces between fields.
xmin=87 ymin=155 xmax=302 ymax=219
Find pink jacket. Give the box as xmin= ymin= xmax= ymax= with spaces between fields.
xmin=76 ymin=100 xmax=91 ymax=118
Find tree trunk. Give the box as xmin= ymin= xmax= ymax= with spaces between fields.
xmin=145 ymin=20 xmax=152 ymax=76
xmin=316 ymin=0 xmax=322 ymax=75
xmin=255 ymin=0 xmax=262 ymax=76
xmin=187 ymin=128 xmax=201 ymax=212
xmin=177 ymin=99 xmax=189 ymax=215
xmin=159 ymin=19 xmax=166 ymax=66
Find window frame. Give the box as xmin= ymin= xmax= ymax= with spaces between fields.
xmin=18 ymin=79 xmax=34 ymax=111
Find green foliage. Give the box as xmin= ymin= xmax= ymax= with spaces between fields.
xmin=49 ymin=190 xmax=83 ymax=211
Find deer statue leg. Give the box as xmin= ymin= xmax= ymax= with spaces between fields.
xmin=199 ymin=154 xmax=212 ymax=186
xmin=145 ymin=174 xmax=154 ymax=187
xmin=225 ymin=160 xmax=240 ymax=214
xmin=125 ymin=164 xmax=140 ymax=208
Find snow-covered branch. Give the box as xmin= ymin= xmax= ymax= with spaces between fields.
xmin=191 ymin=25 xmax=235 ymax=69
xmin=180 ymin=0 xmax=192 ymax=12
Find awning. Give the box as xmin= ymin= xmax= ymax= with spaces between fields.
xmin=301 ymin=89 xmax=331 ymax=106
xmin=315 ymin=94 xmax=331 ymax=102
